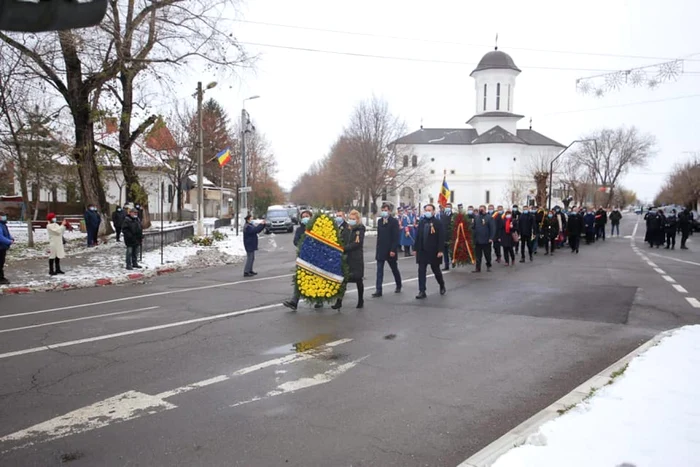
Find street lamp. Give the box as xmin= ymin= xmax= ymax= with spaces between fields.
xmin=241 ymin=95 xmax=260 ymax=217
xmin=547 ymin=139 xmax=597 ymax=211
xmin=195 ymin=81 xmax=218 ymax=236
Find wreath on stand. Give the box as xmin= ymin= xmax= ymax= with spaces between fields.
xmin=449 ymin=212 xmax=475 ymax=266
xmin=293 ymin=213 xmax=348 ymax=306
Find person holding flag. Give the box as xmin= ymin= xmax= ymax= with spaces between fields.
xmin=437 ymin=172 xmax=452 ymax=271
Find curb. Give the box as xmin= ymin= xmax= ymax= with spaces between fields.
xmin=0 ymin=266 xmax=181 ymax=296
xmin=458 ymin=329 xmax=675 ymax=467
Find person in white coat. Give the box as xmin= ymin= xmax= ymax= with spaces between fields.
xmin=47 ymin=212 xmax=67 ymax=276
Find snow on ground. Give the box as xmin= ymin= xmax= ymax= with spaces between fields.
xmin=491 ymin=325 xmax=700 ymax=467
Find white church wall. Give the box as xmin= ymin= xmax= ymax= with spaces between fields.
xmin=473 ymin=69 xmax=518 ymax=114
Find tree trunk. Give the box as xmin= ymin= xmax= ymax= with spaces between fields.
xmin=18 ymin=169 xmax=34 ymax=247
xmin=534 ymin=173 xmax=549 ymax=207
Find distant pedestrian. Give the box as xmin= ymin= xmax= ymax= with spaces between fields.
xmin=84 ymin=204 xmax=101 ymax=247
xmin=243 ymin=214 xmax=266 ymax=277
xmin=122 ymin=208 xmax=144 ymax=270
xmin=46 ymin=213 xmax=67 ymax=276
xmin=472 ymin=205 xmax=495 ymax=273
xmin=398 ymin=208 xmax=415 ymax=257
xmin=372 ymin=203 xmax=402 ymax=298
xmin=566 ymin=209 xmax=583 ymax=254
xmin=283 ymin=210 xmax=322 ymax=311
xmin=112 ymin=206 xmax=126 ymax=242
xmin=517 ymin=206 xmax=536 ymax=262
xmin=332 ymin=210 xmax=366 ymax=310
xmin=0 ymin=211 xmax=14 ymax=285
xmin=439 ymin=203 xmax=453 ymax=271
xmin=664 ymin=209 xmax=678 ymax=249
xmin=492 ymin=205 xmax=504 ymax=263
xmin=584 ymin=208 xmax=596 ymax=245
xmin=678 ymin=208 xmax=692 ymax=250
xmin=542 ymin=211 xmax=560 ymax=256
xmin=500 ymin=210 xmax=517 ymax=266
xmin=644 ymin=208 xmax=663 ymax=248
xmin=414 ymin=204 xmax=446 ymax=299
xmin=594 ymin=206 xmax=607 ymax=241
xmin=609 ymin=207 xmax=622 ymax=237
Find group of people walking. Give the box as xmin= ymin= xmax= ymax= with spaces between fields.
xmin=643 ymin=207 xmax=694 ymax=250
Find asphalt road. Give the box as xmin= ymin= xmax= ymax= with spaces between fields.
xmin=0 ymin=216 xmax=698 ymax=467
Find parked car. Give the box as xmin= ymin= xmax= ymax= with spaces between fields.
xmin=691 ymin=211 xmax=700 ymax=232
xmin=287 ymin=207 xmax=300 ymax=225
xmin=264 ymin=206 xmax=294 ymax=234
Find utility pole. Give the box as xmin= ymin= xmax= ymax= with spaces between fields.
xmin=241 ymin=107 xmax=247 ymax=216
xmin=196 ymin=81 xmax=204 ymax=236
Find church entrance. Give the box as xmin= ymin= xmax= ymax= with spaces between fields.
xmin=399 ymin=186 xmax=415 ymax=207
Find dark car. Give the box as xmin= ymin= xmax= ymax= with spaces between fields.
xmin=691 ymin=211 xmax=700 ymax=232
xmin=287 ymin=207 xmax=300 ymax=225
xmin=265 ymin=207 xmax=294 ymax=234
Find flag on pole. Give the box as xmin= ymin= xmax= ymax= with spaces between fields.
xmin=216 ymin=148 xmax=231 ymax=167
xmin=438 ymin=171 xmax=450 ymax=208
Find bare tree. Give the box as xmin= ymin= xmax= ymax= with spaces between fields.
xmin=655 ymin=156 xmax=700 ymax=210
xmin=502 ymin=175 xmax=528 ymax=206
xmin=572 ymin=127 xmax=655 ymax=207
xmin=527 ymin=151 xmax=561 ymax=207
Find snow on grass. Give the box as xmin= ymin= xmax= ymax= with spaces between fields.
xmin=491 ymin=325 xmax=700 ymax=467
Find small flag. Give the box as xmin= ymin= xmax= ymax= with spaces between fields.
xmin=438 ymin=172 xmax=450 ymax=208
xmin=216 ymin=148 xmax=231 ymax=167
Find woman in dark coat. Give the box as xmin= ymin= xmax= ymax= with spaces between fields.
xmin=542 ymin=211 xmax=560 ymax=256
xmin=332 ymin=209 xmax=365 ymax=310
xmin=499 ymin=210 xmax=517 ymax=266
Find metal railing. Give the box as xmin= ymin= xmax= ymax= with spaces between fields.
xmin=141 ymin=224 xmax=194 ymax=252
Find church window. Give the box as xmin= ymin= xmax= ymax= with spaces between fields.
xmin=486 ymin=190 xmax=491 ymax=204
xmin=496 ymin=83 xmax=501 ymax=110
xmin=430 ymin=170 xmax=435 ymax=175
xmin=450 ymin=170 xmax=455 ymax=175
xmin=411 ymin=155 xmax=418 ymax=168
xmin=403 ymin=155 xmax=409 ymax=167
xmin=430 ymin=158 xmax=435 ymax=162
xmin=483 ymin=84 xmax=487 ymax=111
xmin=487 ymin=157 xmax=491 ymax=161
xmin=507 ymin=84 xmax=512 ymax=111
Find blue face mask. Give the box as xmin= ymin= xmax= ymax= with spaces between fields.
xmin=424 ymin=211 xmax=433 ymax=219
xmin=498 ymin=210 xmax=504 ymax=215
xmin=488 ymin=209 xmax=494 ymax=214
xmin=467 ymin=210 xmax=473 ymax=215
xmin=348 ymin=219 xmax=357 ymax=226
xmin=335 ymin=217 xmax=344 ymax=225
xmin=444 ymin=209 xmax=452 ymax=215
xmin=548 ymin=214 xmax=553 ymax=219
xmin=523 ymin=210 xmax=529 ymax=214
xmin=380 ymin=211 xmax=389 ymax=218
xmin=301 ymin=217 xmax=310 ymax=225
xmin=0 ymin=215 xmax=6 ymax=222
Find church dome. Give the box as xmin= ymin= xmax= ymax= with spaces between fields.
xmin=471 ymin=49 xmax=521 ymax=75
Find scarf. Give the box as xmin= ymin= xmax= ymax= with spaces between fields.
xmin=505 ymin=219 xmax=512 ymax=234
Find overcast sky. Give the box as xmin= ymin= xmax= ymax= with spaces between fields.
xmin=172 ymin=0 xmax=700 ymax=204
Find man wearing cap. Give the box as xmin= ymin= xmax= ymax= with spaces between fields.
xmin=0 ymin=210 xmax=14 ymax=285
xmin=122 ymin=208 xmax=144 ymax=270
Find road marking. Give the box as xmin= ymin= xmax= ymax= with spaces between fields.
xmin=661 ymin=275 xmax=676 ymax=283
xmin=632 ymin=221 xmax=639 ymax=238
xmin=0 ymin=339 xmax=354 ymax=452
xmin=649 ymin=253 xmax=700 ymax=267
xmin=646 ymin=262 xmax=658 ymax=267
xmin=686 ymin=298 xmax=700 ymax=308
xmin=0 ymin=307 xmax=159 ymax=335
xmin=231 ymin=355 xmax=369 ymax=408
xmin=673 ymin=284 xmax=688 ymax=293
xmin=653 ymin=268 xmax=666 ymax=274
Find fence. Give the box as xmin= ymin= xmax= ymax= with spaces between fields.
xmin=141 ymin=224 xmax=194 ymax=252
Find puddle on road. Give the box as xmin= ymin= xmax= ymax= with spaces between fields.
xmin=262 ymin=333 xmax=335 ymax=355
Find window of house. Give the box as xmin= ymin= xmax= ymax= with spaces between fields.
xmin=403 ymin=155 xmax=409 ymax=168
xmin=450 ymin=190 xmax=455 ymax=203
xmin=51 ymin=187 xmax=58 ymax=203
xmin=483 ymin=84 xmax=487 ymax=111
xmin=430 ymin=169 xmax=435 ymax=175
xmin=496 ymin=83 xmax=501 ymax=111
xmin=487 ymin=157 xmax=491 ymax=161
xmin=450 ymin=170 xmax=455 ymax=175
xmin=411 ymin=155 xmax=418 ymax=168
xmin=429 ymin=196 xmax=434 ymax=204
xmin=486 ymin=190 xmax=491 ymax=204
xmin=507 ymin=84 xmax=512 ymax=111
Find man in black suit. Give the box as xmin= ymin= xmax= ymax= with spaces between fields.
xmin=414 ymin=204 xmax=446 ymax=299
xmin=372 ymin=203 xmax=402 ymax=297
xmin=439 ymin=203 xmax=453 ymax=271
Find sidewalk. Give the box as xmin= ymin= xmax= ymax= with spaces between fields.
xmin=1 ymin=228 xmax=246 ymax=294
xmin=485 ymin=325 xmax=700 ymax=467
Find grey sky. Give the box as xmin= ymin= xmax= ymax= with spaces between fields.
xmin=173 ymin=0 xmax=700 ymax=204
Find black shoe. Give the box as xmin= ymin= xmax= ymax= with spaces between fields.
xmin=519 ymin=259 xmax=525 ymax=263
xmin=395 ymin=287 xmax=402 ymax=293
xmin=0 ymin=277 xmax=9 ymax=285
xmin=440 ymin=285 xmax=446 ymax=295
xmin=356 ymin=300 xmax=364 ymax=309
xmin=331 ymin=300 xmax=342 ymax=310
xmin=415 ymin=292 xmax=427 ymax=299
xmin=133 ymin=265 xmax=143 ymax=269
xmin=530 ymin=256 xmax=533 ymax=262
xmin=126 ymin=266 xmax=133 ymax=270
xmin=56 ymin=269 xmax=65 ymax=275
xmin=472 ymin=268 xmax=481 ymax=273
xmin=681 ymin=246 xmax=688 ymax=250
xmin=576 ymin=249 xmax=579 ymax=254
xmin=314 ymin=303 xmax=323 ymax=309
xmin=487 ymin=266 xmax=492 ymax=272
xmin=544 ymin=252 xmax=549 ymax=256
xmin=283 ymin=300 xmax=298 ymax=311
xmin=442 ymin=267 xmax=449 ymax=271
xmin=250 ymin=271 xmax=258 ymax=275
xmin=665 ymin=246 xmax=670 ymax=249
xmin=371 ymin=292 xmax=382 ymax=298
xmin=244 ymin=272 xmax=253 ymax=277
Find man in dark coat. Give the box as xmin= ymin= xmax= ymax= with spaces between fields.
xmin=664 ymin=209 xmax=678 ymax=249
xmin=678 ymin=208 xmax=692 ymax=250
xmin=84 ymin=204 xmax=101 ymax=247
xmin=112 ymin=206 xmax=126 ymax=242
xmin=492 ymin=205 xmax=504 ymax=263
xmin=333 ymin=210 xmax=366 ymax=310
xmin=566 ymin=209 xmax=583 ymax=254
xmin=517 ymin=206 xmax=536 ymax=262
xmin=243 ymin=214 xmax=267 ymax=277
xmin=472 ymin=205 xmax=495 ymax=272
xmin=595 ymin=206 xmax=608 ymax=241
xmin=372 ymin=203 xmax=402 ymax=297
xmin=0 ymin=210 xmax=15 ymax=284
xmin=122 ymin=208 xmax=144 ymax=270
xmin=644 ymin=209 xmax=664 ymax=248
xmin=414 ymin=204 xmax=446 ymax=299
xmin=584 ymin=208 xmax=596 ymax=245
xmin=439 ymin=203 xmax=453 ymax=271
xmin=609 ymin=207 xmax=622 ymax=237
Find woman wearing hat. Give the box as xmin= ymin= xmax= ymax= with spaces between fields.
xmin=46 ymin=213 xmax=68 ymax=275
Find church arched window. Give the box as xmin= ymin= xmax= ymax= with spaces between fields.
xmin=411 ymin=155 xmax=418 ymax=168
xmin=496 ymin=83 xmax=501 ymax=111
xmin=507 ymin=84 xmax=512 ymax=111
xmin=403 ymin=155 xmax=409 ymax=167
xmin=483 ymin=84 xmax=487 ymax=111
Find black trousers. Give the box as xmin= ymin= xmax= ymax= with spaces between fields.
xmin=666 ymin=232 xmax=676 ymax=248
xmin=569 ymin=235 xmax=580 ymax=252
xmin=520 ymin=238 xmax=533 ymax=259
xmin=443 ymin=244 xmax=451 ymax=269
xmin=503 ymin=246 xmax=515 ymax=264
xmin=681 ymin=229 xmax=690 ymax=247
xmin=475 ymin=243 xmax=492 ymax=270
xmin=0 ymin=249 xmax=6 ymax=279
xmin=115 ymin=226 xmax=122 ymax=241
xmin=418 ymin=260 xmax=444 ymax=293
xmin=493 ymin=241 xmax=501 ymax=259
xmin=545 ymin=238 xmax=556 ymax=254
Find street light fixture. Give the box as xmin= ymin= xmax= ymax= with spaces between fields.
xmin=241 ymin=95 xmax=260 ymax=218
xmin=195 ymin=81 xmax=218 ymax=236
xmin=547 ymin=139 xmax=597 ymax=211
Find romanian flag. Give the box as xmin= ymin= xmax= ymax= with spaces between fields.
xmin=438 ymin=173 xmax=450 ymax=208
xmin=216 ymin=147 xmax=231 ymax=167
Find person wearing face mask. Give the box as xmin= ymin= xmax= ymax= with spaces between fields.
xmin=122 ymin=208 xmax=144 ymax=270
xmin=472 ymin=205 xmax=495 ymax=272
xmin=46 ymin=213 xmax=68 ymax=275
xmin=84 ymin=204 xmax=101 ymax=247
xmin=491 ymin=205 xmax=503 ymax=263
xmin=284 ymin=210 xmax=323 ymax=311
xmin=414 ymin=204 xmax=446 ymax=299
xmin=664 ymin=209 xmax=678 ymax=249
xmin=511 ymin=205 xmax=521 ymax=255
xmin=517 ymin=206 xmax=535 ymax=262
xmin=542 ymin=211 xmax=560 ymax=256
xmin=243 ymin=213 xmax=267 ymax=277
xmin=112 ymin=206 xmax=126 ymax=242
xmin=583 ymin=208 xmax=596 ymax=245
xmin=500 ymin=210 xmax=517 ymax=266
xmin=0 ymin=211 xmax=15 ymax=285
xmin=439 ymin=203 xmax=454 ymax=271
xmin=333 ymin=210 xmax=366 ymax=310
xmin=566 ymin=208 xmax=583 ymax=254
xmin=553 ymin=206 xmax=568 ymax=249
xmin=398 ymin=207 xmax=415 ymax=257
xmin=594 ymin=206 xmax=607 ymax=241
xmin=372 ymin=203 xmax=402 ymax=298
xmin=678 ymin=208 xmax=692 ymax=250
xmin=533 ymin=205 xmax=546 ymax=255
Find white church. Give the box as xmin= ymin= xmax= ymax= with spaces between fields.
xmin=393 ymin=48 xmax=565 ymax=209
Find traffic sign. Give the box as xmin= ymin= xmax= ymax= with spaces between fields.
xmin=238 ymin=186 xmax=252 ymax=193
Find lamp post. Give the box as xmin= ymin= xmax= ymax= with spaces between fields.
xmin=195 ymin=81 xmax=217 ymax=236
xmin=547 ymin=139 xmax=597 ymax=211
xmin=240 ymin=95 xmax=259 ymax=218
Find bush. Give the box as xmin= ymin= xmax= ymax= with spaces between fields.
xmin=191 ymin=236 xmax=214 ymax=247
xmin=212 ymin=230 xmax=227 ymax=242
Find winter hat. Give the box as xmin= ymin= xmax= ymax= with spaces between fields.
xmin=47 ymin=213 xmax=56 ymax=222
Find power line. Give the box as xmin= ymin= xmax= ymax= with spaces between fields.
xmin=539 ymin=93 xmax=700 ymax=117
xmin=234 ymin=19 xmax=700 ymax=63
xmin=239 ymin=41 xmax=630 ymax=73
